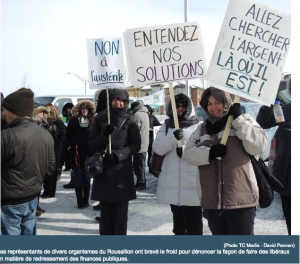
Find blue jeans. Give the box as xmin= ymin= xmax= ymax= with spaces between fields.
xmin=1 ymin=197 xmax=38 ymax=235
xmin=73 ymin=166 xmax=91 ymax=188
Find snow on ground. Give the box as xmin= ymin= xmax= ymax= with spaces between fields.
xmin=36 ymin=168 xmax=288 ymax=236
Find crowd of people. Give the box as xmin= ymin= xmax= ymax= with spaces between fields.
xmin=1 ymin=77 xmax=291 ymax=236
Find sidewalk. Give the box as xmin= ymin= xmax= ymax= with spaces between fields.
xmin=36 ymin=169 xmax=288 ymax=235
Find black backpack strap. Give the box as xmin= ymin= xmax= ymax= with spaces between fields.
xmin=111 ymin=115 xmax=130 ymax=140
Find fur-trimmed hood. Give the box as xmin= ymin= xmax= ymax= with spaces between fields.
xmin=32 ymin=106 xmax=49 ymax=116
xmin=72 ymin=100 xmax=95 ymax=117
xmin=165 ymin=93 xmax=200 ymax=129
xmin=166 ymin=93 xmax=193 ymax=119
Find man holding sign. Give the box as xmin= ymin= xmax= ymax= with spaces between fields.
xmin=184 ymin=87 xmax=267 ymax=235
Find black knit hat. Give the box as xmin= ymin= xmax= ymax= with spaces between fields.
xmin=145 ymin=104 xmax=153 ymax=113
xmin=2 ymin=88 xmax=34 ymax=117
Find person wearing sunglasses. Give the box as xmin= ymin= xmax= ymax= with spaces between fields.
xmin=152 ymin=93 xmax=203 ymax=235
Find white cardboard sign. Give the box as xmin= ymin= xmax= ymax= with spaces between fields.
xmin=86 ymin=38 xmax=124 ymax=89
xmin=206 ymin=0 xmax=291 ymax=105
xmin=124 ymin=22 xmax=207 ymax=87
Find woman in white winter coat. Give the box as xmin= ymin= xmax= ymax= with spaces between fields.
xmin=152 ymin=93 xmax=203 ymax=235
xmin=184 ymin=87 xmax=268 ymax=235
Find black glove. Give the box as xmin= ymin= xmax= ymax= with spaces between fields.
xmin=173 ymin=128 xmax=183 ymax=140
xmin=228 ymin=103 xmax=241 ymax=120
xmin=103 ymin=124 xmax=114 ymax=137
xmin=105 ymin=153 xmax=118 ymax=163
xmin=259 ymin=105 xmax=273 ymax=114
xmin=209 ymin=144 xmax=227 ymax=162
xmin=176 ymin=147 xmax=182 ymax=158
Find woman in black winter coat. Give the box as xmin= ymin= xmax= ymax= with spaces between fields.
xmin=89 ymin=88 xmax=141 ymax=235
xmin=41 ymin=104 xmax=65 ymax=198
xmin=65 ymin=100 xmax=95 ymax=208
xmin=256 ymin=76 xmax=291 ymax=235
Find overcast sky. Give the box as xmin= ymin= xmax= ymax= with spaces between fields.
xmin=1 ymin=0 xmax=291 ymax=97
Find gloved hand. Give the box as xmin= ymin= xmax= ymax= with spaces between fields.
xmin=176 ymin=147 xmax=182 ymax=158
xmin=259 ymin=105 xmax=273 ymax=113
xmin=103 ymin=124 xmax=114 ymax=137
xmin=228 ymin=103 xmax=241 ymax=119
xmin=105 ymin=153 xmax=118 ymax=163
xmin=209 ymin=144 xmax=227 ymax=162
xmin=173 ymin=128 xmax=183 ymax=140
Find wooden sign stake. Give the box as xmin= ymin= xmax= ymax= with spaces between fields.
xmin=216 ymin=95 xmax=240 ymax=160
xmin=106 ymin=87 xmax=112 ymax=154
xmin=168 ymin=82 xmax=182 ymax=148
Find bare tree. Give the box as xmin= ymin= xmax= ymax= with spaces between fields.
xmin=20 ymin=72 xmax=31 ymax=88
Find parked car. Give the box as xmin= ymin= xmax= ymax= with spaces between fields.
xmin=194 ymin=102 xmax=277 ymax=161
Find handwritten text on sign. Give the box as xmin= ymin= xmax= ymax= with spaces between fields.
xmin=124 ymin=22 xmax=207 ymax=87
xmin=86 ymin=38 xmax=124 ymax=89
xmin=206 ymin=0 xmax=291 ymax=105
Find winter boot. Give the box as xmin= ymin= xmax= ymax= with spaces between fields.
xmin=83 ymin=186 xmax=90 ymax=208
xmin=75 ymin=187 xmax=84 ymax=209
xmin=93 ymin=202 xmax=101 ymax=211
xmin=135 ymin=182 xmax=146 ymax=191
xmin=63 ymin=170 xmax=75 ymax=189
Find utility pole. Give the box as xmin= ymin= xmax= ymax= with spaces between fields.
xmin=67 ymin=72 xmax=89 ymax=95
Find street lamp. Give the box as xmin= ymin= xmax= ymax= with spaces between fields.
xmin=67 ymin=72 xmax=89 ymax=95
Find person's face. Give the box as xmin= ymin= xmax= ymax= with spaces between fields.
xmin=67 ymin=108 xmax=72 ymax=114
xmin=38 ymin=112 xmax=44 ymax=118
xmin=112 ymin=98 xmax=125 ymax=108
xmin=2 ymin=107 xmax=18 ymax=124
xmin=207 ymin=95 xmax=224 ymax=118
xmin=80 ymin=107 xmax=88 ymax=116
xmin=176 ymin=103 xmax=186 ymax=117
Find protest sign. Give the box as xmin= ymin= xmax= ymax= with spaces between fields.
xmin=206 ymin=0 xmax=291 ymax=106
xmin=86 ymin=38 xmax=124 ymax=89
xmin=142 ymin=90 xmax=164 ymax=107
xmin=124 ymin=22 xmax=207 ymax=87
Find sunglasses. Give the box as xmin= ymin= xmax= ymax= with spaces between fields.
xmin=176 ymin=104 xmax=186 ymax=109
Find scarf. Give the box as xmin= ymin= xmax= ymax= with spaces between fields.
xmin=79 ymin=116 xmax=89 ymax=128
xmin=165 ymin=114 xmax=201 ymax=129
xmin=205 ymin=115 xmax=229 ymax=135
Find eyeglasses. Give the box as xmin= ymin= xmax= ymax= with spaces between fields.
xmin=176 ymin=104 xmax=186 ymax=109
xmin=112 ymin=98 xmax=125 ymax=103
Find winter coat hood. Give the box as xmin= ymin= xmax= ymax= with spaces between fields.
xmin=132 ymin=104 xmax=148 ymax=115
xmin=200 ymin=87 xmax=232 ymax=124
xmin=72 ymin=100 xmax=95 ymax=117
xmin=62 ymin=103 xmax=74 ymax=115
xmin=33 ymin=106 xmax=49 ymax=116
xmin=109 ymin=88 xmax=129 ymax=106
xmin=94 ymin=89 xmax=108 ymax=113
xmin=165 ymin=93 xmax=201 ymax=129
